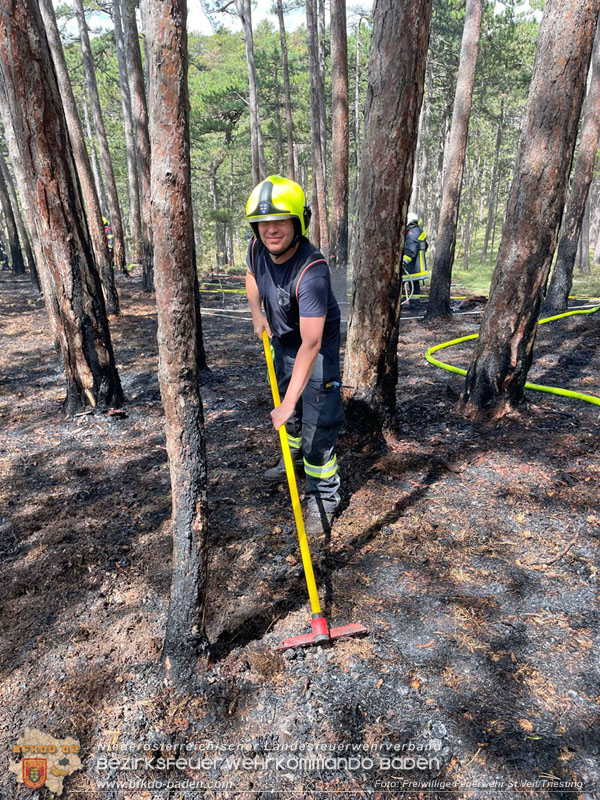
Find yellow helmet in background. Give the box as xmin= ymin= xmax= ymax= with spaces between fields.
xmin=246 ymin=175 xmax=311 ymax=239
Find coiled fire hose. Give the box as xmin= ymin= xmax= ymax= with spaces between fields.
xmin=425 ymin=304 xmax=600 ymax=408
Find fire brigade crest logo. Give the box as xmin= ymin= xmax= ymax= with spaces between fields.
xmin=10 ymin=729 xmax=82 ymax=796
xmin=23 ymin=758 xmax=47 ymax=789
xmin=258 ymin=201 xmax=270 ymax=214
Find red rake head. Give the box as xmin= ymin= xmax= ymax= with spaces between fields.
xmin=276 ymin=616 xmax=368 ymax=650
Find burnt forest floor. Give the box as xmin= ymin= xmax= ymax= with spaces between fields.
xmin=1 ymin=272 xmax=599 ymax=800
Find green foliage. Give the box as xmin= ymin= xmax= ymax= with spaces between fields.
xmin=55 ymin=0 xmax=597 ymax=284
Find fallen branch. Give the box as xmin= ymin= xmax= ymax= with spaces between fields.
xmin=532 ymin=533 xmax=579 ymax=567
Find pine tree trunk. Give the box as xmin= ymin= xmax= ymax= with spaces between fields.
xmin=113 ymin=0 xmax=142 ymax=266
xmin=306 ymin=0 xmax=329 ymax=255
xmin=227 ymin=153 xmax=235 ymax=264
xmin=354 ymin=17 xmax=363 ymax=174
xmin=462 ymin=185 xmax=472 ymax=270
xmin=40 ymin=0 xmax=119 ymax=314
xmin=473 ymin=161 xmax=486 ymax=259
xmin=74 ymin=0 xmax=127 ymax=276
xmin=0 ymin=156 xmax=25 ymax=275
xmin=147 ymin=0 xmax=209 ymax=684
xmin=276 ymin=0 xmax=295 ymax=180
xmin=430 ymin=100 xmax=452 ymax=264
xmin=82 ymin=90 xmax=109 ymax=215
xmin=123 ymin=0 xmax=153 ymax=290
xmin=193 ymin=254 xmax=209 ymax=373
xmin=317 ymin=0 xmax=328 ymax=189
xmin=273 ymin=60 xmax=284 ymax=175
xmin=544 ymin=18 xmax=600 ymax=312
xmin=594 ymin=180 xmax=600 ymax=265
xmin=311 ymin=167 xmax=321 ymax=247
xmin=458 ymin=0 xmax=600 ymax=420
xmin=0 ymin=224 xmax=8 ymax=270
xmin=462 ymin=153 xmax=479 ymax=270
xmin=482 ymin=99 xmax=504 ymax=262
xmin=0 ymin=0 xmax=123 ymax=412
xmin=576 ymin=222 xmax=584 ymax=271
xmin=579 ymin=193 xmax=591 ymax=274
xmin=589 ymin=177 xmax=600 ymax=256
xmin=236 ymin=0 xmax=266 ymax=185
xmin=426 ymin=0 xmax=483 ymax=320
xmin=1 ymin=113 xmax=59 ymax=339
xmin=330 ymin=0 xmax=349 ymax=285
xmin=210 ymin=160 xmax=227 ymax=267
xmin=139 ymin=0 xmax=150 ymax=93
xmin=412 ymin=58 xmax=433 ymax=217
xmin=0 ymin=150 xmax=39 ymax=291
xmin=343 ymin=0 xmax=433 ymax=429
xmin=350 ymin=15 xmax=364 ymax=221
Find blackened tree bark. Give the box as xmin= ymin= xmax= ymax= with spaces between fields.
xmin=123 ymin=0 xmax=153 ymax=291
xmin=113 ymin=0 xmax=142 ymax=266
xmin=544 ymin=18 xmax=600 ymax=313
xmin=276 ymin=0 xmax=295 ymax=180
xmin=147 ymin=0 xmax=209 ymax=684
xmin=74 ymin=0 xmax=127 ymax=276
xmin=342 ymin=0 xmax=433 ymax=429
xmin=306 ymin=0 xmax=329 ymax=254
xmin=0 ymin=148 xmax=39 ymax=290
xmin=236 ymin=0 xmax=266 ymax=185
xmin=426 ymin=0 xmax=483 ymax=320
xmin=39 ymin=0 xmax=119 ymax=314
xmin=330 ymin=0 xmax=349 ymax=286
xmin=459 ymin=0 xmax=600 ymax=419
xmin=0 ymin=153 xmax=24 ymax=274
xmin=0 ymin=0 xmax=123 ymax=412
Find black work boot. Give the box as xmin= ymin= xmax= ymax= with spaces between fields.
xmin=304 ymin=503 xmax=336 ymax=536
xmin=263 ymin=450 xmax=303 ymax=483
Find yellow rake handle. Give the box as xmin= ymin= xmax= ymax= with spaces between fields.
xmin=262 ymin=331 xmax=321 ymax=615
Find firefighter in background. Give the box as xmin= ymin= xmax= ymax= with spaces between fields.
xmin=402 ymin=212 xmax=428 ymax=297
xmin=102 ymin=216 xmax=114 ymax=251
xmin=245 ymin=176 xmax=344 ymax=536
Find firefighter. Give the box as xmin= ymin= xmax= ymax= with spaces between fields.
xmin=245 ymin=176 xmax=344 ymax=535
xmin=402 ymin=212 xmax=428 ymax=297
xmin=102 ymin=216 xmax=114 ymax=251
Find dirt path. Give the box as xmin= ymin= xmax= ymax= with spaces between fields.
xmin=1 ymin=273 xmax=599 ymax=799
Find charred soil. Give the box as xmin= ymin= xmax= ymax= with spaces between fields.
xmin=1 ymin=274 xmax=599 ymax=799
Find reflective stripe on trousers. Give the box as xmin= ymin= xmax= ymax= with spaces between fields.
xmin=272 ymin=338 xmax=344 ymax=511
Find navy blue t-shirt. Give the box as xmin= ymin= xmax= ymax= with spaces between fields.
xmin=247 ymin=236 xmax=341 ymax=381
xmin=247 ymin=236 xmax=340 ymax=343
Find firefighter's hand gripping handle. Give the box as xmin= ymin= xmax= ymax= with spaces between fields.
xmin=262 ymin=331 xmax=321 ymax=616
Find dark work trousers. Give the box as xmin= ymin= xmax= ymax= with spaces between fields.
xmin=272 ymin=337 xmax=344 ymax=512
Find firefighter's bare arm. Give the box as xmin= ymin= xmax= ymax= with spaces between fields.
xmin=246 ymin=269 xmax=271 ymax=339
xmin=270 ymin=315 xmax=325 ymax=430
